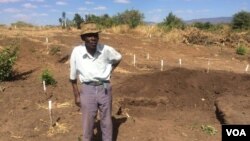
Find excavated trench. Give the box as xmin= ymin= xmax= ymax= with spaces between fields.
xmin=113 ymin=68 xmax=250 ymax=124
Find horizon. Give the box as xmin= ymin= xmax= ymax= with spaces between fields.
xmin=0 ymin=0 xmax=249 ymax=26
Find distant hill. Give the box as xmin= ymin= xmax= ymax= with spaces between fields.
xmin=185 ymin=17 xmax=232 ymax=24
xmin=144 ymin=21 xmax=157 ymax=25
xmin=144 ymin=17 xmax=232 ymax=25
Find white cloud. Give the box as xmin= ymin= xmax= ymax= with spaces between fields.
xmin=114 ymin=0 xmax=130 ymax=4
xmin=0 ymin=0 xmax=21 ymax=3
xmin=56 ymin=1 xmax=67 ymax=5
xmin=85 ymin=1 xmax=94 ymax=5
xmin=22 ymin=3 xmax=37 ymax=8
xmin=3 ymin=8 xmax=20 ymax=13
xmin=94 ymin=6 xmax=107 ymax=10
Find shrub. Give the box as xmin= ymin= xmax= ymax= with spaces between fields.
xmin=113 ymin=9 xmax=144 ymax=28
xmin=201 ymin=125 xmax=217 ymax=135
xmin=41 ymin=69 xmax=57 ymax=86
xmin=232 ymin=11 xmax=250 ymax=30
xmin=73 ymin=13 xmax=84 ymax=29
xmin=159 ymin=12 xmax=185 ymax=31
xmin=193 ymin=22 xmax=214 ymax=30
xmin=0 ymin=42 xmax=18 ymax=81
xmin=236 ymin=44 xmax=248 ymax=55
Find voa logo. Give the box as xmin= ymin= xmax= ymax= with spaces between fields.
xmin=226 ymin=129 xmax=246 ymax=136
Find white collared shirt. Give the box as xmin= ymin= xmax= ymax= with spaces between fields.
xmin=70 ymin=44 xmax=122 ymax=83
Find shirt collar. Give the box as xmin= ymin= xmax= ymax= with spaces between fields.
xmin=82 ymin=44 xmax=104 ymax=58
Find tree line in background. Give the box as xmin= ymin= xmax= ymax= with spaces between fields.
xmin=58 ymin=9 xmax=144 ymax=29
xmin=7 ymin=9 xmax=250 ymax=31
xmin=56 ymin=9 xmax=250 ymax=31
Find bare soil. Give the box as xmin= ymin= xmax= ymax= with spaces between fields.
xmin=0 ymin=28 xmax=249 ymax=141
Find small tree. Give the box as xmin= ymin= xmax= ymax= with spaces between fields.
xmin=85 ymin=14 xmax=101 ymax=23
xmin=99 ymin=14 xmax=114 ymax=28
xmin=236 ymin=44 xmax=248 ymax=55
xmin=73 ymin=13 xmax=84 ymax=29
xmin=232 ymin=11 xmax=250 ymax=30
xmin=113 ymin=9 xmax=144 ymax=28
xmin=160 ymin=12 xmax=185 ymax=30
xmin=59 ymin=11 xmax=67 ymax=29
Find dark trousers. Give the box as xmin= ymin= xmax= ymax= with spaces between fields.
xmin=80 ymin=83 xmax=112 ymax=141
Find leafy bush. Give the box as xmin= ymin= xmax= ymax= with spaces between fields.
xmin=159 ymin=12 xmax=185 ymax=30
xmin=113 ymin=9 xmax=144 ymax=28
xmin=193 ymin=22 xmax=212 ymax=30
xmin=73 ymin=13 xmax=84 ymax=29
xmin=41 ymin=69 xmax=57 ymax=86
xmin=201 ymin=125 xmax=217 ymax=135
xmin=0 ymin=42 xmax=18 ymax=81
xmin=236 ymin=44 xmax=248 ymax=55
xmin=232 ymin=11 xmax=250 ymax=30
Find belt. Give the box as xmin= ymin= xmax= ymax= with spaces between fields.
xmin=83 ymin=80 xmax=110 ymax=86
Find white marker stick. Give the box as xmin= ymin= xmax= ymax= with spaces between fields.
xmin=43 ymin=80 xmax=46 ymax=93
xmin=179 ymin=58 xmax=182 ymax=67
xmin=161 ymin=60 xmax=164 ymax=71
xmin=48 ymin=100 xmax=53 ymax=126
xmin=147 ymin=53 xmax=149 ymax=60
xmin=133 ymin=54 xmax=136 ymax=67
xmin=245 ymin=64 xmax=249 ymax=72
xmin=49 ymin=100 xmax=52 ymax=110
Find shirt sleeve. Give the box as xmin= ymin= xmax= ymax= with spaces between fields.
xmin=69 ymin=48 xmax=77 ymax=80
xmin=107 ymin=46 xmax=122 ymax=64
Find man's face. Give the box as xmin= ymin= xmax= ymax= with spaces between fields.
xmin=82 ymin=33 xmax=99 ymax=49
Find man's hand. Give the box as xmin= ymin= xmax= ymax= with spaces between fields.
xmin=75 ymin=95 xmax=81 ymax=107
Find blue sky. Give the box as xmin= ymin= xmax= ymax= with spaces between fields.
xmin=0 ymin=0 xmax=249 ymax=25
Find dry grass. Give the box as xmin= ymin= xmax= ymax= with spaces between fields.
xmin=1 ymin=25 xmax=249 ymax=48
xmin=104 ymin=25 xmax=130 ymax=34
xmin=115 ymin=67 xmax=132 ymax=74
xmin=37 ymin=101 xmax=72 ymax=110
xmin=47 ymin=122 xmax=70 ymax=137
xmin=162 ymin=28 xmax=185 ymax=43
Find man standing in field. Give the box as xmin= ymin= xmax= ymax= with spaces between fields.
xmin=69 ymin=23 xmax=122 ymax=141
